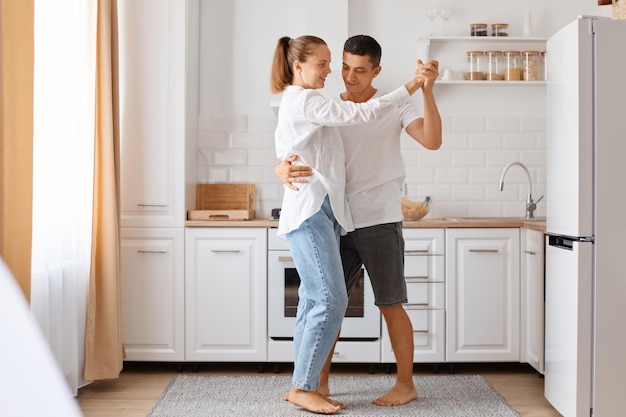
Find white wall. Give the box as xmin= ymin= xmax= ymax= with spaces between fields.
xmin=193 ymin=0 xmax=611 ymax=219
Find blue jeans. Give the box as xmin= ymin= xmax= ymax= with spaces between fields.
xmin=286 ymin=196 xmax=348 ymax=391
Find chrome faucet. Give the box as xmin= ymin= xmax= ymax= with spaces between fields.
xmin=498 ymin=161 xmax=544 ymax=219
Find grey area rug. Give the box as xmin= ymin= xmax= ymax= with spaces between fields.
xmin=146 ymin=374 xmax=520 ymax=417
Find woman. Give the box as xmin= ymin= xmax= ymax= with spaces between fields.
xmin=270 ymin=35 xmax=423 ymax=414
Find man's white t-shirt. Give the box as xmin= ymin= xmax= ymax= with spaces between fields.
xmin=339 ymin=90 xmax=420 ymax=229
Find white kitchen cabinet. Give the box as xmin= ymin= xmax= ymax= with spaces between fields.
xmin=382 ymin=228 xmax=445 ymax=363
xmin=185 ymin=228 xmax=267 ymax=362
xmin=446 ymin=228 xmax=520 ymax=362
xmin=120 ymin=228 xmax=185 ymax=361
xmin=520 ymin=228 xmax=545 ymax=373
xmin=118 ymin=0 xmax=188 ymax=229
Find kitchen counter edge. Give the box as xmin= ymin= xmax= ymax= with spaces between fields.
xmin=185 ymin=218 xmax=546 ymax=231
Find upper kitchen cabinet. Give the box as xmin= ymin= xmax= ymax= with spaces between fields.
xmin=118 ymin=0 xmax=197 ymax=228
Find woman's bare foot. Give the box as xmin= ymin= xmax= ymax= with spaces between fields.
xmin=372 ymin=381 xmax=418 ymax=406
xmin=316 ymin=382 xmax=330 ymax=397
xmin=322 ymin=395 xmax=347 ymax=410
xmin=285 ymin=386 xmax=341 ymax=414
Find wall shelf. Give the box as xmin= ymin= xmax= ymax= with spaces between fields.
xmin=436 ymin=80 xmax=546 ymax=85
xmin=426 ymin=36 xmax=549 ymax=43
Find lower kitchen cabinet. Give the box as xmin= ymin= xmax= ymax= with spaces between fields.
xmin=445 ymin=228 xmax=520 ymax=362
xmin=185 ymin=227 xmax=267 ymax=361
xmin=382 ymin=228 xmax=446 ymax=363
xmin=521 ymin=228 xmax=545 ymax=373
xmin=120 ymin=228 xmax=185 ymax=361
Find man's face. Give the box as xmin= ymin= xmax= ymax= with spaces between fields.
xmin=341 ymin=52 xmax=380 ymax=94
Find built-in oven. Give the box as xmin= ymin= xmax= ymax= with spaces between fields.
xmin=268 ymin=232 xmax=381 ymax=362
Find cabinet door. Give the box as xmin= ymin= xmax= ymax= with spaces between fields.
xmin=120 ymin=228 xmax=185 ymax=361
xmin=521 ymin=228 xmax=545 ymax=373
xmin=118 ymin=0 xmax=186 ymax=228
xmin=185 ymin=228 xmax=267 ymax=361
xmin=446 ymin=228 xmax=520 ymax=362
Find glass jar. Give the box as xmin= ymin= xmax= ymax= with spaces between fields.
xmin=491 ymin=23 xmax=509 ymax=37
xmin=485 ymin=51 xmax=504 ymax=80
xmin=465 ymin=51 xmax=485 ymax=80
xmin=503 ymin=51 xmax=522 ymax=81
xmin=522 ymin=51 xmax=541 ymax=81
xmin=540 ymin=51 xmax=547 ymax=81
xmin=470 ymin=23 xmax=488 ymax=36
xmin=613 ymin=0 xmax=626 ymax=19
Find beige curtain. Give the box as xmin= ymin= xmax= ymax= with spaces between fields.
xmin=0 ymin=0 xmax=34 ymax=301
xmin=84 ymin=0 xmax=123 ymax=380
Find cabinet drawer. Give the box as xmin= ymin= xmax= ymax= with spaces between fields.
xmin=404 ymin=254 xmax=444 ymax=282
xmin=405 ymin=282 xmax=444 ymax=308
xmin=268 ymin=340 xmax=381 ymax=363
xmin=382 ymin=308 xmax=445 ymax=363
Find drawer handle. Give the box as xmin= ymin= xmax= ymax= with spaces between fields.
xmin=405 ymin=249 xmax=429 ymax=254
xmin=524 ymin=250 xmax=536 ymax=255
xmin=137 ymin=250 xmax=168 ymax=254
xmin=211 ymin=250 xmax=242 ymax=254
xmin=406 ymin=302 xmax=429 ymax=306
xmin=469 ymin=249 xmax=499 ymax=253
xmin=137 ymin=203 xmax=168 ymax=207
xmin=414 ymin=329 xmax=429 ymax=333
xmin=278 ymin=256 xmax=293 ymax=262
xmin=405 ymin=276 xmax=429 ymax=280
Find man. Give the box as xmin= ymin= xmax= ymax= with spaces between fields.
xmin=276 ymin=35 xmax=441 ymax=407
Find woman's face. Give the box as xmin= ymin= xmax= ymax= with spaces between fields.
xmin=293 ymin=44 xmax=332 ymax=89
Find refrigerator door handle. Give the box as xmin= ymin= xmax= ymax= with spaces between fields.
xmin=548 ymin=235 xmax=595 ymax=250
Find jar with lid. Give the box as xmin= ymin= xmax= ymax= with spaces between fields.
xmin=503 ymin=51 xmax=522 ymax=81
xmin=491 ymin=23 xmax=509 ymax=37
xmin=540 ymin=51 xmax=547 ymax=81
xmin=465 ymin=51 xmax=485 ymax=80
xmin=522 ymin=51 xmax=540 ymax=81
xmin=485 ymin=51 xmax=504 ymax=80
xmin=470 ymin=23 xmax=488 ymax=36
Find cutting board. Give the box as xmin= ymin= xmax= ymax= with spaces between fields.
xmin=188 ymin=183 xmax=256 ymax=221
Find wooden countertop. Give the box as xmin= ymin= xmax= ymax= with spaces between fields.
xmin=186 ymin=217 xmax=546 ymax=231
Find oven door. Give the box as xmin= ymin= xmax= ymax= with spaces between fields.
xmin=268 ymin=248 xmax=380 ymax=340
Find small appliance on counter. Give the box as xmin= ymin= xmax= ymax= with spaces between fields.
xmin=270 ymin=208 xmax=281 ymax=220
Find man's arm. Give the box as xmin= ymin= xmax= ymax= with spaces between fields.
xmin=275 ymin=155 xmax=312 ymax=191
xmin=405 ymin=59 xmax=442 ymax=150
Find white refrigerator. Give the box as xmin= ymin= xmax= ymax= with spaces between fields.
xmin=545 ymin=16 xmax=626 ymax=417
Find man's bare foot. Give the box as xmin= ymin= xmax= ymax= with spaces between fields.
xmin=285 ymin=386 xmax=341 ymax=414
xmin=372 ymin=381 xmax=418 ymax=406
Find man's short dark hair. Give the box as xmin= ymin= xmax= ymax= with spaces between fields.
xmin=343 ymin=35 xmax=382 ymax=67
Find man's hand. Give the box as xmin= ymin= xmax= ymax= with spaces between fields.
xmin=416 ymin=59 xmax=439 ymax=91
xmin=275 ymin=155 xmax=312 ymax=191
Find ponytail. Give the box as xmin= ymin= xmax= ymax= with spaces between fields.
xmin=270 ymin=35 xmax=327 ymax=94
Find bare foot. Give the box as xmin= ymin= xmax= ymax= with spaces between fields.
xmin=285 ymin=386 xmax=341 ymax=414
xmin=322 ymin=395 xmax=347 ymax=410
xmin=316 ymin=383 xmax=330 ymax=397
xmin=372 ymin=382 xmax=418 ymax=406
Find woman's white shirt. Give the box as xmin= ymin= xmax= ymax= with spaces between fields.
xmin=275 ymin=85 xmax=410 ymax=238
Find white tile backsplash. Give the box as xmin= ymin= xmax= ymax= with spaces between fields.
xmin=197 ymin=112 xmax=546 ymax=219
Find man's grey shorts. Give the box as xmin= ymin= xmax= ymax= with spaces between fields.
xmin=340 ymin=221 xmax=407 ymax=307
